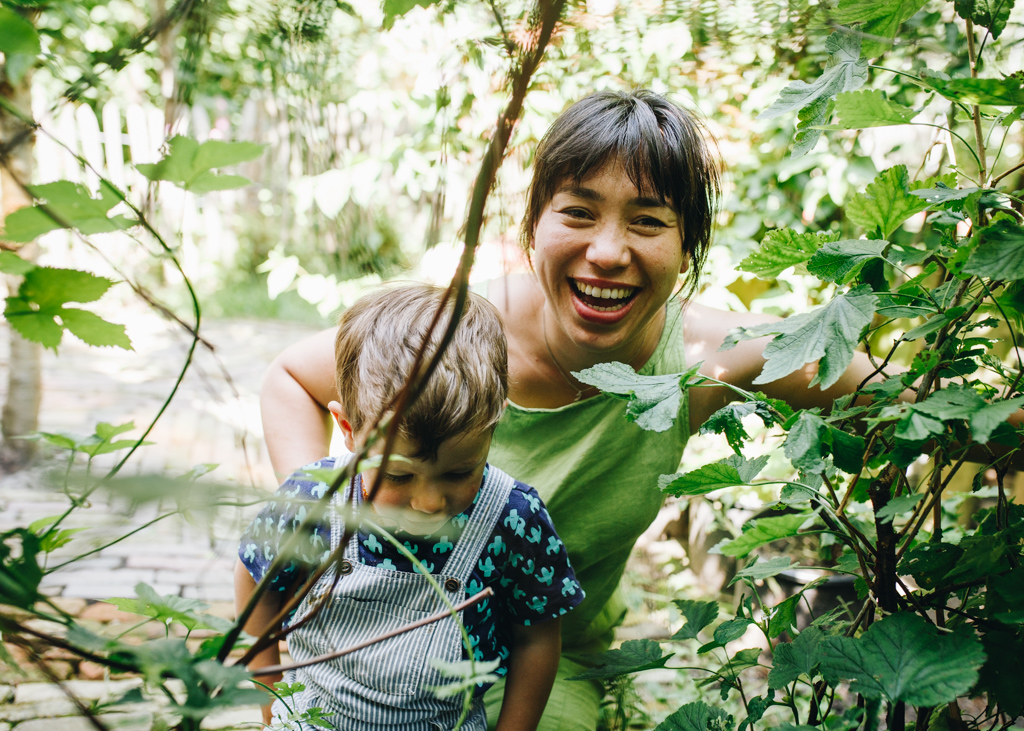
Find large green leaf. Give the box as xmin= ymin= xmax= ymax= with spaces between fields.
xmin=671 ymin=600 xmax=720 ymax=641
xmin=1 ymin=181 xmax=135 ymax=242
xmin=955 ymin=0 xmax=1015 ymax=38
xmin=819 ymin=613 xmax=985 ymax=706
xmin=924 ymin=76 xmax=1024 ymax=107
xmin=976 ymin=630 xmax=1024 ymax=717
xmin=567 ymin=639 xmax=674 ymax=681
xmin=699 ymin=397 xmax=791 ymax=453
xmin=660 ymin=454 xmax=770 ymax=497
xmin=731 ymin=556 xmax=797 ymax=586
xmin=655 ymin=701 xmax=734 ymax=731
xmin=768 ymin=626 xmax=826 ymax=689
xmin=963 ymin=220 xmax=1024 ymax=280
xmin=830 ymin=0 xmax=929 ymax=57
xmin=792 ymin=96 xmax=834 ymax=158
xmin=0 ymin=251 xmax=35 ymax=275
xmin=714 ymin=513 xmax=811 ymax=558
xmin=971 ymin=395 xmax=1024 ymax=443
xmin=760 ymin=32 xmax=867 ymax=121
xmin=821 ymin=90 xmax=916 ymax=129
xmin=106 ymin=583 xmax=233 ymax=632
xmin=722 ymin=286 xmax=878 ymax=390
xmin=0 ymin=7 xmax=40 ymax=56
xmin=738 ymin=229 xmax=833 ymax=278
xmin=785 ymin=412 xmax=829 ymax=474
xmin=136 ymin=136 xmax=264 ymax=193
xmin=899 ymin=543 xmax=963 ymax=590
xmin=382 ymin=0 xmax=443 ymax=29
xmin=846 ymin=166 xmax=933 ymax=239
xmin=575 ymin=362 xmax=699 ymax=433
xmin=807 ymin=240 xmax=889 ymax=284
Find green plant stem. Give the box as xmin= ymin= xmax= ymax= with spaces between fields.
xmin=965 ymin=20 xmax=989 ymax=184
xmin=910 ymin=122 xmax=983 ymax=174
xmin=896 ymin=449 xmax=971 ymax=561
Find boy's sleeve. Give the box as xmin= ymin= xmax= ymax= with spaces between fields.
xmin=238 ymin=463 xmax=335 ymax=594
xmin=494 ymin=483 xmax=585 ymax=624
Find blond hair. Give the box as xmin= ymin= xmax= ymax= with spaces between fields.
xmin=334 ymin=283 xmax=508 ymax=459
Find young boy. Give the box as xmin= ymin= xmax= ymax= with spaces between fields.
xmin=235 ymin=284 xmax=584 ymax=731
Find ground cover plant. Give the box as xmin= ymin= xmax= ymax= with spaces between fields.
xmin=573 ymin=2 xmax=1024 ymax=730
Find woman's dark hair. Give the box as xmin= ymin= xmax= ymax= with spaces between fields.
xmin=521 ymin=89 xmax=721 ymax=298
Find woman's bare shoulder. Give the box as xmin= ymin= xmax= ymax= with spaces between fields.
xmin=484 ymin=273 xmax=544 ymax=324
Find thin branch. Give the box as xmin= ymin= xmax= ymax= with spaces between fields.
xmin=965 ymin=20 xmax=989 ymax=184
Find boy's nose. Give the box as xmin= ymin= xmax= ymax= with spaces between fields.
xmin=410 ymin=486 xmax=445 ymax=514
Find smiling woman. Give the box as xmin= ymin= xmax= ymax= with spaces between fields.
xmin=258 ymin=90 xmax=882 ymax=731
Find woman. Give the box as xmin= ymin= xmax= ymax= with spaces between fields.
xmin=259 ymin=89 xmax=872 ymax=730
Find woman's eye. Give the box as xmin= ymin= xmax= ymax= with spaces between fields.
xmin=560 ymin=207 xmax=591 ymax=220
xmin=634 ymin=217 xmax=667 ymax=228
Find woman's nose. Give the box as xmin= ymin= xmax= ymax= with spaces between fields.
xmin=585 ymin=224 xmax=631 ymax=270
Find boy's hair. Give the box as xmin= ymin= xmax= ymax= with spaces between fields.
xmin=521 ymin=89 xmax=721 ymax=298
xmin=334 ymin=283 xmax=508 ymax=460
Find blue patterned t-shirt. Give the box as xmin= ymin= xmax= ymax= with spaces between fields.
xmin=239 ymin=458 xmax=584 ymax=688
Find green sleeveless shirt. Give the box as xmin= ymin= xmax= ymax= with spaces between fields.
xmin=487 ymin=302 xmax=691 ymax=655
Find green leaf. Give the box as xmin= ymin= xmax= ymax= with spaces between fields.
xmin=58 ymin=308 xmax=132 ymax=349
xmin=0 ymin=251 xmax=34 ymax=275
xmin=899 ymin=543 xmax=964 ymax=590
xmin=819 ymin=90 xmax=917 ymax=129
xmin=976 ymin=630 xmax=1024 ymax=717
xmin=714 ymin=513 xmax=811 ymax=558
xmin=792 ymin=95 xmax=833 ymax=158
xmin=21 ymin=267 xmax=114 ymax=307
xmin=105 ymin=582 xmax=233 ymax=632
xmin=575 ymin=362 xmax=699 ymax=433
xmin=660 ymin=454 xmax=770 ymax=497
xmin=894 ymin=385 xmax=988 ymax=441
xmin=924 ymin=76 xmax=1024 ymax=107
xmin=722 ymin=286 xmax=878 ymax=390
xmin=785 ymin=412 xmax=829 ymax=474
xmin=713 ymin=618 xmax=753 ymax=646
xmin=382 ymin=0 xmax=442 ymax=29
xmin=768 ymin=626 xmax=826 ymax=689
xmin=655 ymin=701 xmax=734 ymax=731
xmin=567 ymin=639 xmax=674 ymax=681
xmin=700 ymin=398 xmax=788 ymax=453
xmin=731 ymin=557 xmax=797 ymax=586
xmin=828 ymin=427 xmax=866 ymax=473
xmin=0 ymin=7 xmax=41 ymax=56
xmin=1 ymin=181 xmax=134 ymax=242
xmin=955 ymin=0 xmax=1015 ymax=38
xmin=738 ymin=229 xmax=832 ymax=278
xmin=910 ymin=183 xmax=986 ymax=206
xmin=671 ymin=600 xmax=720 ymax=641
xmin=875 ymin=493 xmax=924 ymax=523
xmin=819 ymin=613 xmax=985 ymax=705
xmin=963 ymin=220 xmax=1024 ymax=280
xmin=766 ymin=594 xmax=800 ymax=640
xmin=847 ymin=166 xmax=932 ymax=239
xmin=135 ymin=136 xmax=264 ymax=193
xmin=759 ymin=32 xmax=867 ymax=121
xmin=971 ymin=396 xmax=1024 ymax=443
xmin=806 ymin=240 xmax=889 ymax=284
xmin=831 ymin=0 xmax=929 ymax=57
xmin=424 ymin=658 xmax=500 ymax=698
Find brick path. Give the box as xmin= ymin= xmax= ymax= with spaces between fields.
xmin=0 ymin=311 xmax=326 ymax=729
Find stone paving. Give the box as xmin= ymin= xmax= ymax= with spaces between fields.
xmin=0 ymin=309 xmax=327 ymax=729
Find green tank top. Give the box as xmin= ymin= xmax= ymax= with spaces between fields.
xmin=487 ymin=300 xmax=691 ymax=655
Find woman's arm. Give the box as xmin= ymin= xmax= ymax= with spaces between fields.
xmin=260 ymin=328 xmax=339 ymax=478
xmin=494 ymin=619 xmax=562 ymax=731
xmin=234 ymin=560 xmax=285 ymax=725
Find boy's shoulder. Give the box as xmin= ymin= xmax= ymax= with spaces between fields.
xmin=278 ymin=456 xmax=344 ymax=499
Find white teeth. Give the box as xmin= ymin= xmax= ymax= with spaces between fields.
xmin=575 ymin=280 xmax=635 ymax=300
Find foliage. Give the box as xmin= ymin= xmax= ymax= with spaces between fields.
xmin=574 ymin=2 xmax=1024 ymax=729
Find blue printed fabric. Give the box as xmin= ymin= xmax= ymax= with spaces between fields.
xmin=239 ymin=457 xmax=584 ymax=688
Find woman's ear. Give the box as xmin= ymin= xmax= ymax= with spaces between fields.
xmin=328 ymin=400 xmax=357 ymax=452
xmin=680 ymin=252 xmax=691 ymax=274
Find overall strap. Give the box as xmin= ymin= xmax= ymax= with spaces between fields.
xmin=442 ymin=466 xmax=515 ymax=582
xmin=329 ymin=473 xmax=362 ymax=561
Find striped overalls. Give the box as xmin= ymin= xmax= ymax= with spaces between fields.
xmin=274 ymin=466 xmax=516 ymax=730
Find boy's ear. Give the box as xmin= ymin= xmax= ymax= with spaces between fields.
xmin=328 ymin=401 xmax=357 ymax=452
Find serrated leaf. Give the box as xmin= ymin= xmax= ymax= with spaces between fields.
xmin=976 ymin=630 xmax=1024 ymax=717
xmin=700 ymin=399 xmax=787 ymax=453
xmin=575 ymin=361 xmax=699 ymax=433
xmin=876 ymin=493 xmax=924 ymax=523
xmin=970 ymin=395 xmax=1024 ymax=443
xmin=819 ymin=90 xmax=916 ymax=129
xmin=655 ymin=701 xmax=734 ymax=731
xmin=567 ymin=639 xmax=674 ymax=681
xmin=768 ymin=626 xmax=826 ymax=689
xmin=671 ymin=600 xmax=720 ymax=641
xmin=722 ymin=286 xmax=878 ymax=390
xmin=785 ymin=412 xmax=829 ymax=473
xmin=963 ymin=220 xmax=1024 ymax=280
xmin=759 ymin=31 xmax=867 ymax=121
xmin=382 ymin=0 xmax=442 ymax=28
xmin=731 ymin=556 xmax=797 ymax=586
xmin=712 ymin=618 xmax=753 ymax=646
xmin=828 ymin=427 xmax=866 ymax=473
xmin=0 ymin=251 xmax=34 ymax=275
xmin=94 ymin=421 xmax=136 ymax=440
xmin=792 ymin=95 xmax=833 ymax=158
xmin=0 ymin=181 xmax=133 ymax=242
xmin=807 ymin=240 xmax=889 ymax=284
xmin=899 ymin=543 xmax=964 ymax=590
xmin=0 ymin=8 xmax=40 ymax=56
xmin=819 ymin=613 xmax=985 ymax=705
xmin=106 ymin=582 xmax=233 ymax=632
xmin=738 ymin=229 xmax=832 ymax=278
xmin=831 ymin=0 xmax=928 ymax=57
xmin=955 ymin=0 xmax=1015 ymax=38
xmin=895 ymin=385 xmax=987 ymax=441
xmin=4 ymin=297 xmax=64 ymax=349
xmin=924 ymin=76 xmax=1024 ymax=107
xmin=714 ymin=513 xmax=811 ymax=558
xmin=136 ymin=136 xmax=265 ymax=193
xmin=424 ymin=658 xmax=500 ymax=698
xmin=910 ymin=184 xmax=986 ymax=205
xmin=21 ymin=267 xmax=114 ymax=307
xmin=766 ymin=594 xmax=800 ymax=640
xmin=847 ymin=166 xmax=932 ymax=239
xmin=660 ymin=454 xmax=770 ymax=497
xmin=57 ymin=308 xmax=132 ymax=349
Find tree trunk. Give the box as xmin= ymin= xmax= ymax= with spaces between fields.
xmin=0 ymin=54 xmax=41 ymax=472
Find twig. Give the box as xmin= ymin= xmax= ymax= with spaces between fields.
xmin=250 ymin=588 xmax=494 ymax=676
xmin=965 ymin=20 xmax=988 ymax=184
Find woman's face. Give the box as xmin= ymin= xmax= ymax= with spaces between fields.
xmin=531 ymin=159 xmax=687 ymax=356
